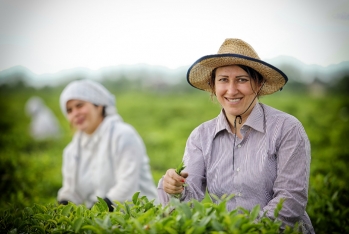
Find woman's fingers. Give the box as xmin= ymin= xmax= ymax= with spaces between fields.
xmin=163 ymin=169 xmax=187 ymax=194
xmin=180 ymin=172 xmax=189 ymax=178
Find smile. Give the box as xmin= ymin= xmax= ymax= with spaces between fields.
xmin=225 ymin=98 xmax=242 ymax=103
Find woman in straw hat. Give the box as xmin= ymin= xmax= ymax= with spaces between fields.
xmin=158 ymin=39 xmax=314 ymax=233
xmin=57 ymin=79 xmax=158 ymax=210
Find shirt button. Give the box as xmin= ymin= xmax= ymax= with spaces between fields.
xmin=238 ymin=193 xmax=241 ymax=197
xmin=237 ymin=144 xmax=241 ymax=148
xmin=237 ymin=168 xmax=240 ymax=172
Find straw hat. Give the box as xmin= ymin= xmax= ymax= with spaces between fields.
xmin=187 ymin=38 xmax=288 ymax=96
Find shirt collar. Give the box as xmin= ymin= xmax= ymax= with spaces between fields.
xmin=244 ymin=103 xmax=265 ymax=133
xmin=215 ymin=109 xmax=232 ymax=135
xmin=214 ymin=103 xmax=265 ymax=136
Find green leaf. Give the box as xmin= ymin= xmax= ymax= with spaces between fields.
xmin=47 ymin=219 xmax=57 ymax=226
xmin=274 ymin=198 xmax=285 ymax=218
xmin=164 ymin=226 xmax=178 ymax=234
xmin=103 ymin=215 xmax=111 ymax=228
xmin=76 ymin=205 xmax=84 ymax=217
xmin=179 ymin=203 xmax=192 ymax=219
xmin=57 ymin=216 xmax=72 ymax=225
xmin=124 ymin=202 xmax=131 ymax=216
xmin=211 ymin=220 xmax=224 ymax=231
xmin=175 ymin=161 xmax=186 ymax=175
xmin=30 ymin=224 xmax=45 ymax=234
xmin=96 ymin=196 xmax=109 ymax=212
xmin=61 ymin=204 xmax=72 ymax=216
xmin=73 ymin=217 xmax=84 ymax=232
xmin=23 ymin=207 xmax=34 ymax=216
xmin=249 ymin=204 xmax=260 ymax=221
xmin=136 ymin=207 xmax=155 ymax=223
xmin=81 ymin=225 xmax=102 ymax=234
xmin=33 ymin=204 xmax=47 ymax=213
xmin=132 ymin=191 xmax=140 ymax=205
xmin=192 ymin=200 xmax=205 ymax=215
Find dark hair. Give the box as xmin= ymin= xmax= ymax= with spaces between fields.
xmin=209 ymin=65 xmax=264 ymax=96
xmin=93 ymin=104 xmax=107 ymax=117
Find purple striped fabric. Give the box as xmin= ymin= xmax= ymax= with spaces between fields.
xmin=158 ymin=103 xmax=314 ymax=233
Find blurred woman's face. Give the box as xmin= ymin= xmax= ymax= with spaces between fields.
xmin=66 ymin=100 xmax=103 ymax=134
xmin=214 ymin=65 xmax=260 ymax=124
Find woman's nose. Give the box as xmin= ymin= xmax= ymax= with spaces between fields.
xmin=227 ymin=81 xmax=238 ymax=95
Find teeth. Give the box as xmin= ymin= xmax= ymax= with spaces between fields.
xmin=227 ymin=98 xmax=240 ymax=103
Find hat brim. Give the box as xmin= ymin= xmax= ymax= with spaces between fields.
xmin=187 ymin=54 xmax=288 ymax=96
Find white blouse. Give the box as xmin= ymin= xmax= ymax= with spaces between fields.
xmin=58 ymin=115 xmax=158 ymax=208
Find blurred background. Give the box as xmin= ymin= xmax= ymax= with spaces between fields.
xmin=0 ymin=0 xmax=348 ymax=233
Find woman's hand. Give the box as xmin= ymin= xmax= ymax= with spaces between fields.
xmin=163 ymin=169 xmax=188 ymax=195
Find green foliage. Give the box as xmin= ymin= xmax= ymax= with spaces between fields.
xmin=173 ymin=161 xmax=187 ymax=199
xmin=0 ymin=84 xmax=348 ymax=233
xmin=175 ymin=161 xmax=186 ymax=175
xmin=0 ymin=195 xmax=301 ymax=233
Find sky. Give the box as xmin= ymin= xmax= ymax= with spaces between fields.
xmin=0 ymin=0 xmax=348 ymax=74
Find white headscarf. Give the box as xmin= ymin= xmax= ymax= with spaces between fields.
xmin=60 ymin=79 xmax=117 ymax=118
xmin=26 ymin=96 xmax=45 ymax=117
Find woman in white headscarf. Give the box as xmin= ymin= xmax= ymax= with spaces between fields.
xmin=57 ymin=79 xmax=158 ymax=210
xmin=25 ymin=96 xmax=61 ymax=140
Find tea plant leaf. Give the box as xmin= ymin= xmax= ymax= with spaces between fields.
xmin=179 ymin=203 xmax=192 ymax=219
xmin=47 ymin=219 xmax=57 ymax=226
xmin=249 ymin=204 xmax=260 ymax=221
xmin=192 ymin=200 xmax=205 ymax=215
xmin=132 ymin=191 xmax=140 ymax=205
xmin=175 ymin=160 xmax=186 ymax=174
xmin=103 ymin=215 xmax=111 ymax=228
xmin=136 ymin=207 xmax=155 ymax=223
xmin=211 ymin=219 xmax=224 ymax=231
xmin=274 ymin=198 xmax=285 ymax=218
xmin=61 ymin=204 xmax=72 ymax=216
xmin=164 ymin=226 xmax=178 ymax=234
xmin=81 ymin=225 xmax=102 ymax=234
xmin=96 ymin=197 xmax=109 ymax=212
xmin=30 ymin=224 xmax=45 ymax=234
xmin=210 ymin=193 xmax=220 ymax=202
xmin=57 ymin=216 xmax=72 ymax=226
xmin=131 ymin=219 xmax=146 ymax=234
xmin=173 ymin=161 xmax=186 ymax=199
xmin=23 ymin=207 xmax=34 ymax=216
xmin=76 ymin=205 xmax=83 ymax=217
xmin=73 ymin=217 xmax=84 ymax=232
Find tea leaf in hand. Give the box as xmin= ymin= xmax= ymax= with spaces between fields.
xmin=174 ymin=161 xmax=186 ymax=199
xmin=175 ymin=161 xmax=186 ymax=175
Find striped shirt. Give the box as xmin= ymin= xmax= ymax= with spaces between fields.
xmin=158 ymin=103 xmax=314 ymax=233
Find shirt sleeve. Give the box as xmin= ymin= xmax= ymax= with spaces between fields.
xmin=156 ymin=127 xmax=207 ymax=207
xmin=259 ymin=122 xmax=311 ymax=228
xmin=181 ymin=127 xmax=207 ymax=202
xmin=106 ymin=128 xmax=143 ymax=202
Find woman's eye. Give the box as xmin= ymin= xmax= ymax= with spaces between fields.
xmin=218 ymin=78 xmax=228 ymax=82
xmin=66 ymin=108 xmax=72 ymax=113
xmin=238 ymin=78 xmax=248 ymax=83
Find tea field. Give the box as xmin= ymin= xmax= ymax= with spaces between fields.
xmin=0 ymin=84 xmax=348 ymax=233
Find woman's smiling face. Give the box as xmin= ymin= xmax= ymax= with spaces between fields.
xmin=214 ymin=65 xmax=260 ymax=123
xmin=66 ymin=99 xmax=103 ymax=134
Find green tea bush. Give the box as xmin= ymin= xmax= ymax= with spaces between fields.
xmin=1 ymin=84 xmax=348 ymax=233
xmin=0 ymin=193 xmax=301 ymax=234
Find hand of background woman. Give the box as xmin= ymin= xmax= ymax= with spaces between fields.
xmin=163 ymin=169 xmax=188 ymax=195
